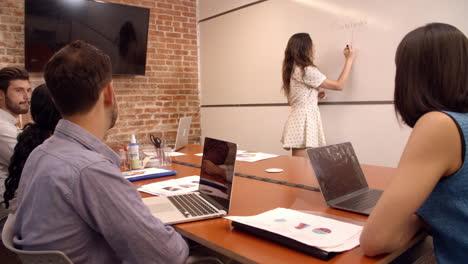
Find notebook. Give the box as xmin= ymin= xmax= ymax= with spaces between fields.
xmin=123 ymin=167 xmax=177 ymax=182
xmin=306 ymin=142 xmax=383 ymax=215
xmin=173 ymin=116 xmax=192 ymax=151
xmin=143 ymin=137 xmax=237 ymax=225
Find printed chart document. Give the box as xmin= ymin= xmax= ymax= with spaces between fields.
xmin=226 ymin=208 xmax=362 ymax=253
xmin=138 ymin=175 xmax=200 ymax=196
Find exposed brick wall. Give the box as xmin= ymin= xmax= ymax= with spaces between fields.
xmin=0 ymin=0 xmax=201 ymax=149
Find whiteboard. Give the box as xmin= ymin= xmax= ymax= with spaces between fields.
xmin=200 ymin=0 xmax=468 ymax=104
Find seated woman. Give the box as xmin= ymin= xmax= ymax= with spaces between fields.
xmin=360 ymin=23 xmax=468 ymax=263
xmin=3 ymin=84 xmax=61 ymax=211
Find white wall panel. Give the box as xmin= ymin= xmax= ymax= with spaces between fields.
xmin=201 ymin=105 xmax=411 ymax=167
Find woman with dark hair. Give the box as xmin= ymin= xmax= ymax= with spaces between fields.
xmin=116 ymin=21 xmax=140 ymax=74
xmin=360 ymin=23 xmax=468 ymax=263
xmin=3 ymin=84 xmax=61 ymax=210
xmin=281 ymin=33 xmax=354 ymax=157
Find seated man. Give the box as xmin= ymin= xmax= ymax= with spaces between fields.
xmin=4 ymin=84 xmax=61 ymax=212
xmin=13 ymin=40 xmax=189 ymax=264
xmin=0 ymin=66 xmax=31 ymax=220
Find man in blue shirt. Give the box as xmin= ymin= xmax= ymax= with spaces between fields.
xmin=13 ymin=40 xmax=189 ymax=264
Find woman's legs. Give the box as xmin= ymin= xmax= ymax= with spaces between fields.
xmin=292 ymin=148 xmax=308 ymax=158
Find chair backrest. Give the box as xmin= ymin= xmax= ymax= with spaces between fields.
xmin=1 ymin=214 xmax=74 ymax=264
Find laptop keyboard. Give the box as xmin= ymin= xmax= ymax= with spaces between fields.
xmin=335 ymin=189 xmax=382 ymax=211
xmin=168 ymin=193 xmax=218 ymax=218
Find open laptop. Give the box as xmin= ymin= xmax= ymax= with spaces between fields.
xmin=172 ymin=116 xmax=192 ymax=151
xmin=306 ymin=142 xmax=383 ymax=215
xmin=143 ymin=137 xmax=237 ymax=225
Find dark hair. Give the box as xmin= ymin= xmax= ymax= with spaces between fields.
xmin=0 ymin=66 xmax=29 ymax=93
xmin=394 ymin=23 xmax=468 ymax=127
xmin=3 ymin=84 xmax=61 ymax=208
xmin=119 ymin=21 xmax=137 ymax=57
xmin=282 ymin=33 xmax=316 ymax=97
xmin=44 ymin=40 xmax=112 ymax=116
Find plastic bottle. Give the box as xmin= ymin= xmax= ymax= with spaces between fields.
xmin=128 ymin=134 xmax=140 ymax=170
xmin=119 ymin=148 xmax=129 ymax=172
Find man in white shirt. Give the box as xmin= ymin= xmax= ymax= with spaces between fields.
xmin=0 ymin=66 xmax=31 ymax=218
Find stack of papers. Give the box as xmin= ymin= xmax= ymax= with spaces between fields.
xmin=226 ymin=208 xmax=362 ymax=252
xmin=138 ymin=175 xmax=199 ymax=196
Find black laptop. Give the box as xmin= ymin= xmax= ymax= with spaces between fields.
xmin=306 ymin=142 xmax=383 ymax=215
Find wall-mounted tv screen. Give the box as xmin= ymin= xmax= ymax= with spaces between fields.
xmin=25 ymin=0 xmax=150 ymax=75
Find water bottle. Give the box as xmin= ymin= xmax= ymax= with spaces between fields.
xmin=128 ymin=134 xmax=140 ymax=170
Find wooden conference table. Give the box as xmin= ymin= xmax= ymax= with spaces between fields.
xmin=131 ymin=144 xmax=420 ymax=264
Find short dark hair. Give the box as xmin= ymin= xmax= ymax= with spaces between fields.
xmin=44 ymin=40 xmax=112 ymax=116
xmin=0 ymin=66 xmax=29 ymax=93
xmin=394 ymin=23 xmax=468 ymax=127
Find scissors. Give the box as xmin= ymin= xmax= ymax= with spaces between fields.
xmin=149 ymin=135 xmax=162 ymax=148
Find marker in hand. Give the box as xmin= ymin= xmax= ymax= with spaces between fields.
xmin=344 ymin=44 xmax=354 ymax=60
xmin=345 ymin=45 xmax=351 ymax=53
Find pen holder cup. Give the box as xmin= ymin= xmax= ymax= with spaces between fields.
xmin=153 ymin=145 xmax=172 ymax=167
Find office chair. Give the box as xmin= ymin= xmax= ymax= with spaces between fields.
xmin=185 ymin=242 xmax=231 ymax=264
xmin=186 ymin=256 xmax=224 ymax=264
xmin=1 ymin=214 xmax=73 ymax=264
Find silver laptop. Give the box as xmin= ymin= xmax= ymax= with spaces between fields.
xmin=306 ymin=142 xmax=383 ymax=215
xmin=143 ymin=137 xmax=237 ymax=224
xmin=173 ymin=116 xmax=192 ymax=151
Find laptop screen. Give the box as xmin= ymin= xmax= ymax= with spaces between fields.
xmin=174 ymin=116 xmax=192 ymax=151
xmin=307 ymin=142 xmax=368 ymax=201
xmin=199 ymin=137 xmax=237 ymax=211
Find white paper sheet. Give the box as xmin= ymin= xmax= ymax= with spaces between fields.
xmin=235 ymin=152 xmax=279 ymax=162
xmin=138 ymin=175 xmax=200 ymax=196
xmin=226 ymin=208 xmax=362 ymax=252
xmin=166 ymin=152 xmax=186 ymax=157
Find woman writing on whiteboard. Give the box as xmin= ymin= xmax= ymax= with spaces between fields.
xmin=360 ymin=23 xmax=468 ymax=263
xmin=281 ymin=33 xmax=355 ymax=157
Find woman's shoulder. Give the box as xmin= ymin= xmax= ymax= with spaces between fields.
xmin=414 ymin=111 xmax=458 ymax=131
xmin=293 ymin=65 xmax=320 ymax=74
xmin=303 ymin=65 xmax=319 ymax=70
xmin=412 ymin=111 xmax=462 ymax=149
xmin=418 ymin=111 xmax=459 ymax=126
xmin=294 ymin=64 xmax=316 ymax=70
xmin=412 ymin=111 xmax=464 ymax=177
xmin=303 ymin=65 xmax=323 ymax=75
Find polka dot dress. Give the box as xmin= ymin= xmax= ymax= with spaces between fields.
xmin=281 ymin=65 xmax=326 ymax=150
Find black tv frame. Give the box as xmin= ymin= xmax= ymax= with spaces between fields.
xmin=24 ymin=0 xmax=150 ymax=75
